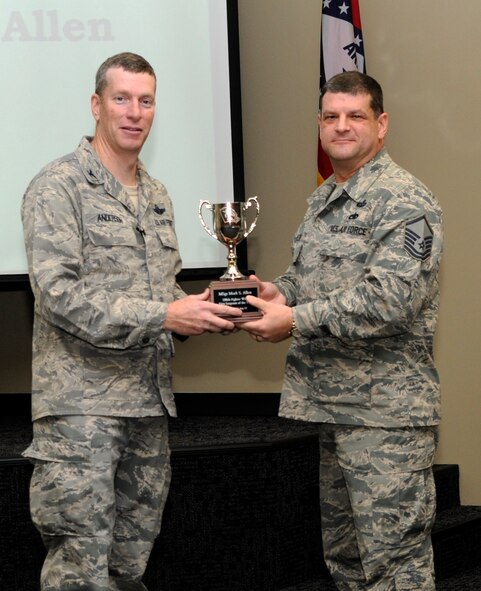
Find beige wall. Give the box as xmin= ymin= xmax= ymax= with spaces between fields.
xmin=358 ymin=0 xmax=481 ymax=505
xmin=171 ymin=0 xmax=322 ymax=394
xmin=1 ymin=0 xmax=480 ymax=503
xmin=175 ymin=0 xmax=481 ymax=503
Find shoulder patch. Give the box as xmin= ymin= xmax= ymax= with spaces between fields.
xmin=404 ymin=215 xmax=433 ymax=261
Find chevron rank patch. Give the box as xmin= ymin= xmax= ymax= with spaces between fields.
xmin=404 ymin=215 xmax=433 ymax=261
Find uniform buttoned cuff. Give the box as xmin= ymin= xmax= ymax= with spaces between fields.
xmin=135 ymin=300 xmax=169 ymax=347
xmin=292 ymin=301 xmax=329 ymax=338
xmin=273 ymin=280 xmax=296 ymax=307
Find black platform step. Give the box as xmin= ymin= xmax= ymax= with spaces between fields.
xmin=278 ymin=564 xmax=481 ymax=591
xmin=432 ymin=505 xmax=481 ymax=581
xmin=434 ymin=463 xmax=461 ymax=513
xmin=278 ymin=504 xmax=481 ymax=589
xmin=278 ymin=579 xmax=337 ymax=591
xmin=435 ymin=564 xmax=481 ymax=591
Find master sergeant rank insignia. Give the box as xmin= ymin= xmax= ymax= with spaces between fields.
xmin=404 ymin=215 xmax=433 ymax=261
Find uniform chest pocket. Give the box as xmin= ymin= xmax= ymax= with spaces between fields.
xmin=86 ymin=224 xmax=141 ymax=248
xmin=296 ymin=232 xmax=369 ymax=296
xmin=316 ymin=232 xmax=369 ymax=263
xmin=85 ymin=224 xmax=143 ymax=283
xmin=323 ymin=238 xmax=368 ymax=291
xmin=153 ymin=223 xmax=179 ymax=251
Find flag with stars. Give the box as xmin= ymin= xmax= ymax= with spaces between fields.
xmin=318 ymin=0 xmax=365 ymax=184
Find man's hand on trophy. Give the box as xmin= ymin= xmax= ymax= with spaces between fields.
xmin=164 ymin=290 xmax=242 ymax=336
xmin=248 ymin=275 xmax=287 ymax=305
xmin=240 ymin=297 xmax=292 ymax=343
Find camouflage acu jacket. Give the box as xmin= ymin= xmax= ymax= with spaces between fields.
xmin=274 ymin=149 xmax=443 ymax=427
xmin=22 ymin=137 xmax=185 ymax=420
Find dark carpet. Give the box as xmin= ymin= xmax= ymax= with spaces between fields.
xmin=279 ymin=564 xmax=481 ymax=590
xmin=2 ymin=413 xmax=481 ymax=590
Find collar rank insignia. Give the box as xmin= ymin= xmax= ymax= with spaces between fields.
xmin=404 ymin=215 xmax=433 ymax=261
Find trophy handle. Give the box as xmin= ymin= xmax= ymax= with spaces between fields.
xmin=198 ymin=200 xmax=216 ymax=239
xmin=243 ymin=196 xmax=260 ymax=238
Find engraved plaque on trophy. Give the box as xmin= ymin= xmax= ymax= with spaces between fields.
xmin=198 ymin=197 xmax=262 ymax=322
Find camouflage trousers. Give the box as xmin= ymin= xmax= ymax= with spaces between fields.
xmin=318 ymin=424 xmax=438 ymax=591
xmin=23 ymin=415 xmax=171 ymax=591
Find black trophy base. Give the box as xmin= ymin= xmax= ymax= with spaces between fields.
xmin=210 ymin=279 xmax=262 ymax=323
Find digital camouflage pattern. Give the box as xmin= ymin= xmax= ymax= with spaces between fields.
xmin=21 ymin=137 xmax=185 ymax=420
xmin=273 ymin=148 xmax=443 ymax=589
xmin=274 ymin=149 xmax=443 ymax=428
xmin=319 ymin=424 xmax=437 ymax=590
xmin=25 ymin=415 xmax=171 ymax=591
xmin=21 ymin=136 xmax=183 ymax=589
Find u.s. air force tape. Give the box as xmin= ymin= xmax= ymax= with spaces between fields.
xmin=404 ymin=215 xmax=433 ymax=261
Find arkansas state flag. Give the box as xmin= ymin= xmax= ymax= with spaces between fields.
xmin=318 ymin=0 xmax=366 ymax=184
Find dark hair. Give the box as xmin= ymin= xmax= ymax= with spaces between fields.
xmin=319 ymin=71 xmax=384 ymax=117
xmin=95 ymin=52 xmax=156 ymax=96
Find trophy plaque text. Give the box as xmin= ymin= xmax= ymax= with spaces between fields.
xmin=198 ymin=197 xmax=262 ymax=322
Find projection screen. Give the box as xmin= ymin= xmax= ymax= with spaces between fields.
xmin=0 ymin=0 xmax=246 ymax=284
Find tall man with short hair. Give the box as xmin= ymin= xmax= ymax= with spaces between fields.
xmin=241 ymin=71 xmax=443 ymax=590
xmin=22 ymin=52 xmax=240 ymax=590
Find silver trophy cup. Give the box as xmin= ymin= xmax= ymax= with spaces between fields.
xmin=198 ymin=197 xmax=259 ymax=280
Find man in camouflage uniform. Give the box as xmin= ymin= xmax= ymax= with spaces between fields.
xmin=21 ymin=52 xmax=240 ymax=591
xmin=241 ymin=71 xmax=443 ymax=590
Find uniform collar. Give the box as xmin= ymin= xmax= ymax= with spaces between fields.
xmin=75 ymin=137 xmax=155 ymax=219
xmin=309 ymin=148 xmax=392 ymax=209
xmin=76 ymin=136 xmax=152 ymax=193
xmin=339 ymin=148 xmax=392 ymax=204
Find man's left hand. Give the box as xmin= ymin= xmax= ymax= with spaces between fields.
xmin=240 ymin=296 xmax=293 ymax=343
